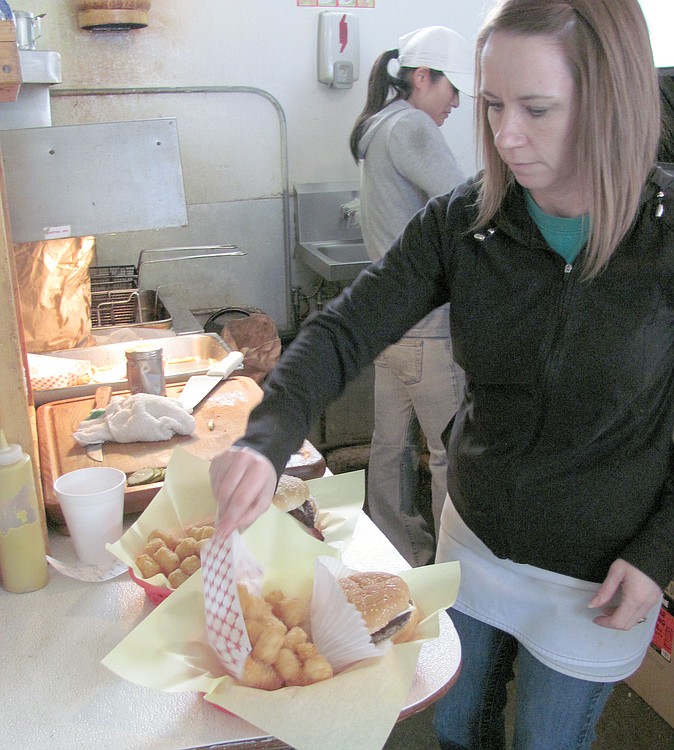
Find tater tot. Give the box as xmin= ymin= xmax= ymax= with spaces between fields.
xmin=179 ymin=554 xmax=201 ymax=576
xmin=191 ymin=525 xmax=215 ymax=541
xmin=168 ymin=568 xmax=188 ymax=588
xmin=197 ymin=538 xmax=209 ymax=554
xmin=283 ymin=626 xmax=308 ymax=650
xmin=245 ymin=618 xmax=268 ymax=645
xmin=264 ymin=590 xmax=285 ymax=605
xmin=274 ymin=647 xmax=302 ymax=683
xmin=241 ymin=656 xmax=284 ymax=691
xmin=144 ymin=537 xmax=166 ymax=557
xmin=270 ymin=596 xmax=305 ymax=629
xmin=175 ymin=537 xmax=199 ymax=560
xmin=235 ymin=587 xmax=335 ymax=690
xmin=135 ymin=553 xmax=161 ymax=578
xmin=299 ymin=655 xmax=333 ymax=685
xmin=135 ymin=525 xmax=213 ymax=587
xmin=296 ymin=641 xmax=319 ymax=661
xmin=154 ymin=545 xmax=180 ymax=575
xmin=251 ymin=619 xmax=287 ymax=664
xmin=237 ymin=584 xmax=273 ymax=621
xmin=147 ymin=529 xmax=178 ymax=550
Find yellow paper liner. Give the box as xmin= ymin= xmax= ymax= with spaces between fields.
xmin=108 ymin=446 xmax=366 ymax=593
xmin=103 ymin=448 xmax=462 ymax=750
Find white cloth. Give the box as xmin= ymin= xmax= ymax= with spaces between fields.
xmin=73 ymin=394 xmax=195 ymax=444
xmin=436 ymin=497 xmax=660 ymax=682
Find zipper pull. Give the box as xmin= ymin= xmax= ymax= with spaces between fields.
xmin=564 ymin=263 xmax=573 ymax=274
xmin=655 ymin=191 xmax=664 ymax=218
xmin=473 ymin=227 xmax=497 ymax=242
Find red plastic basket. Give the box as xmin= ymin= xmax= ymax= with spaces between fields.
xmin=128 ymin=567 xmax=172 ymax=606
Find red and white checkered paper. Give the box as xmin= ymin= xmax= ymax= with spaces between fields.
xmin=27 ymin=352 xmax=91 ymax=390
xmin=201 ymin=527 xmax=264 ymax=679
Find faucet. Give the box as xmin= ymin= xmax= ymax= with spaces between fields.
xmin=340 ymin=198 xmax=361 ymax=228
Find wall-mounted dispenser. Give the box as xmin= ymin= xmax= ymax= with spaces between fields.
xmin=317 ymin=11 xmax=359 ymax=90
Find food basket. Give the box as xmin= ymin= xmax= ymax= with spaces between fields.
xmin=128 ymin=567 xmax=172 ymax=606
xmin=89 ymin=264 xmax=137 ymax=291
xmin=89 ymin=265 xmax=138 ymax=329
xmin=102 ymin=449 xmax=462 ymax=750
xmin=110 ymin=448 xmax=366 ymax=605
xmin=88 ymin=265 xmax=174 ymax=330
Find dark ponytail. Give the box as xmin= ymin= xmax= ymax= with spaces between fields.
xmin=349 ymin=48 xmax=414 ymax=162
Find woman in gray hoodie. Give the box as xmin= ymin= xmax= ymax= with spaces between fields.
xmin=347 ymin=26 xmax=473 ymax=566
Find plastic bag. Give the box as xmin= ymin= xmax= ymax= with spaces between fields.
xmin=211 ymin=309 xmax=281 ymax=384
xmin=14 ymin=237 xmax=95 ymax=352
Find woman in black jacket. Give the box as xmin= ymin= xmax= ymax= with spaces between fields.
xmin=210 ymin=1 xmax=672 ymax=747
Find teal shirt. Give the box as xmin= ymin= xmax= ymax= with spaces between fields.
xmin=525 ymin=190 xmax=589 ymax=264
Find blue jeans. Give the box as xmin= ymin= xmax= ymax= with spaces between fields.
xmin=367 ymin=335 xmax=464 ymax=566
xmin=434 ymin=610 xmax=615 ymax=750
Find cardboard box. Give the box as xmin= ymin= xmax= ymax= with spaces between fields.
xmin=625 ymin=582 xmax=674 ymax=729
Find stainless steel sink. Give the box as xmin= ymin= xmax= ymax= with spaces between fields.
xmin=297 ymin=240 xmax=371 ymax=282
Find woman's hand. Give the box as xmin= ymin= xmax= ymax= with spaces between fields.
xmin=589 ymin=558 xmax=662 ymax=630
xmin=209 ymin=446 xmax=277 ymax=537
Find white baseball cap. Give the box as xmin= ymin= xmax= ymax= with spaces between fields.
xmin=398 ymin=26 xmax=475 ymax=96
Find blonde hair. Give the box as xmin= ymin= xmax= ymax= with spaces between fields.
xmin=472 ymin=0 xmax=661 ymax=279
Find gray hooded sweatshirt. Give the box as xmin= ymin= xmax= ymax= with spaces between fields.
xmin=357 ymin=99 xmax=465 ymax=336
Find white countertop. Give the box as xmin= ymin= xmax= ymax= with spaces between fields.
xmin=1 ymin=513 xmax=460 ymax=749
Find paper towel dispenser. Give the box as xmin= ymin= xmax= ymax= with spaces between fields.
xmin=317 ymin=11 xmax=360 ymax=90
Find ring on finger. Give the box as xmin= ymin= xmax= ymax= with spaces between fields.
xmin=637 ymin=617 xmax=647 ymax=624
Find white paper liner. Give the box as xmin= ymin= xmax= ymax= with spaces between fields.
xmin=310 ymin=557 xmax=390 ymax=672
xmin=47 ymin=554 xmax=128 ymax=582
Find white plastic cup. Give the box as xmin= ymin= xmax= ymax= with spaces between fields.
xmin=53 ymin=467 xmax=126 ymax=565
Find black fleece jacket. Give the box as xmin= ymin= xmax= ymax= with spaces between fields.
xmin=238 ymin=166 xmax=674 ymax=589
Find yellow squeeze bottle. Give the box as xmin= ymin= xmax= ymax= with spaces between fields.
xmin=0 ymin=428 xmax=49 ymax=593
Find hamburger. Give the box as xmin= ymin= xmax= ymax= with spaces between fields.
xmin=272 ymin=474 xmax=324 ymax=540
xmin=338 ymin=571 xmax=420 ymax=645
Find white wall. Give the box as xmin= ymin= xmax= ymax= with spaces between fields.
xmin=638 ymin=0 xmax=674 ymax=68
xmin=12 ymin=0 xmax=495 ymax=328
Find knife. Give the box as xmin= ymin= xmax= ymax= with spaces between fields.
xmin=178 ymin=351 xmax=244 ymax=412
xmin=86 ymin=385 xmax=112 ymax=462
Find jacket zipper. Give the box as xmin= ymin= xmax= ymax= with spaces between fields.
xmin=541 ymin=262 xmax=575 ymax=392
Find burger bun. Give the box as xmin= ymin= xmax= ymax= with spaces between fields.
xmin=272 ymin=474 xmax=310 ymax=513
xmin=272 ymin=474 xmax=324 ymax=540
xmin=339 ymin=571 xmax=419 ymax=645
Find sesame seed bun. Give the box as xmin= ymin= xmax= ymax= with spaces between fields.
xmin=391 ymin=603 xmax=420 ymax=644
xmin=272 ymin=474 xmax=310 ymax=513
xmin=339 ymin=571 xmax=419 ymax=644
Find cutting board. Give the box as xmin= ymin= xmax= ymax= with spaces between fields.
xmin=37 ymin=375 xmax=326 ymax=523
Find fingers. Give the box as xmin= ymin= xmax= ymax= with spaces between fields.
xmin=592 ymin=609 xmax=635 ymax=630
xmin=209 ymin=447 xmax=277 ymax=535
xmin=588 ymin=566 xmax=621 ymax=609
xmin=589 ymin=558 xmax=662 ymax=631
xmin=592 ymin=608 xmax=652 ymax=631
